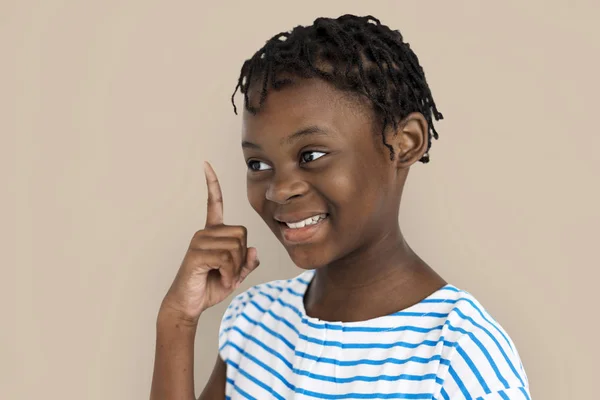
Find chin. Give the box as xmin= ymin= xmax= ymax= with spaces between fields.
xmin=285 ymin=245 xmax=331 ymax=270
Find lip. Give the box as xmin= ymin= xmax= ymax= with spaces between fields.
xmin=275 ymin=213 xmax=329 ymax=244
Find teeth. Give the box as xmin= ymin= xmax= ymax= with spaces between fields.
xmin=285 ymin=214 xmax=327 ymax=229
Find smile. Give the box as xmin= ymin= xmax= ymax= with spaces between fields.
xmin=283 ymin=213 xmax=327 ymax=229
xmin=276 ymin=213 xmax=329 ymax=243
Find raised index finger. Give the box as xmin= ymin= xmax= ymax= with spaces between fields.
xmin=203 ymin=161 xmax=224 ymax=227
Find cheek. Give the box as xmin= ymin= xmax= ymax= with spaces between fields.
xmin=246 ymin=181 xmax=264 ymax=214
xmin=322 ymin=164 xmax=380 ymax=215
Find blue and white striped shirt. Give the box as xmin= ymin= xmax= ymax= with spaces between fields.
xmin=218 ymin=270 xmax=530 ymax=399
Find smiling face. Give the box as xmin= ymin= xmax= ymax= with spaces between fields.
xmin=242 ymin=78 xmax=422 ymax=269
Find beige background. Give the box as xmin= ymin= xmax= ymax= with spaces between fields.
xmin=3 ymin=1 xmax=599 ymax=399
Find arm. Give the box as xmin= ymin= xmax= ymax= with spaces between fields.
xmin=150 ymin=163 xmax=258 ymax=399
xmin=150 ymin=308 xmax=227 ymax=400
xmin=150 ymin=308 xmax=198 ymax=400
xmin=198 ymin=355 xmax=227 ymax=400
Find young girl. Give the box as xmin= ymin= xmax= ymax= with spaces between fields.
xmin=150 ymin=14 xmax=530 ymax=400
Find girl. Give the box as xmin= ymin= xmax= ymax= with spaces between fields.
xmin=150 ymin=14 xmax=530 ymax=400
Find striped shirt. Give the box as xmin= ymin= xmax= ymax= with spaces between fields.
xmin=218 ymin=270 xmax=531 ymax=399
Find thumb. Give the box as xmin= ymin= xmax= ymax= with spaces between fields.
xmin=238 ymin=247 xmax=260 ymax=283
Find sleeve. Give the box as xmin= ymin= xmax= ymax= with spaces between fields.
xmin=217 ymin=292 xmax=247 ymax=363
xmin=436 ymin=328 xmax=531 ymax=399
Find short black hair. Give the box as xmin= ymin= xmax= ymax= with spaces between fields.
xmin=231 ymin=14 xmax=443 ymax=163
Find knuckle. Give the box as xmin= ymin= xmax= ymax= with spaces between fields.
xmin=208 ymin=196 xmax=223 ymax=205
xmin=235 ymin=239 xmax=244 ymax=252
xmin=192 ymin=229 xmax=208 ymax=240
xmin=226 ymin=238 xmax=243 ymax=253
xmin=232 ymin=225 xmax=247 ymax=238
xmin=190 ymin=233 xmax=208 ymax=248
xmin=224 ymin=235 xmax=241 ymax=247
xmin=219 ymin=250 xmax=233 ymax=263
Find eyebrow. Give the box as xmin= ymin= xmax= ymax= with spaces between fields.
xmin=241 ymin=125 xmax=329 ymax=150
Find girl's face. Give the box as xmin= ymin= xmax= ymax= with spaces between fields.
xmin=242 ymin=78 xmax=406 ymax=269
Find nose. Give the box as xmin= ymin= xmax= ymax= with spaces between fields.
xmin=265 ymin=169 xmax=309 ymax=204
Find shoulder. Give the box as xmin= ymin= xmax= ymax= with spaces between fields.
xmin=435 ymin=285 xmax=531 ymax=399
xmin=217 ymin=271 xmax=312 ymax=358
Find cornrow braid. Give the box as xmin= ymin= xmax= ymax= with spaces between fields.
xmin=231 ymin=14 xmax=443 ymax=163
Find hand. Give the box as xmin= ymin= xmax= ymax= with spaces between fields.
xmin=160 ymin=162 xmax=260 ymax=324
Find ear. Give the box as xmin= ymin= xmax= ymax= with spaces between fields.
xmin=386 ymin=112 xmax=429 ymax=167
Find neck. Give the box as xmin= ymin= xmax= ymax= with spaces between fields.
xmin=305 ymin=224 xmax=445 ymax=322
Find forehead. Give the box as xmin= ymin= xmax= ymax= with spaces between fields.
xmin=242 ymin=78 xmax=373 ymax=140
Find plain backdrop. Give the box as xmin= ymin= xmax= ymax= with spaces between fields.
xmin=3 ymin=1 xmax=599 ymax=399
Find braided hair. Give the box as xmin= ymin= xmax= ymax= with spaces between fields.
xmin=231 ymin=14 xmax=443 ymax=163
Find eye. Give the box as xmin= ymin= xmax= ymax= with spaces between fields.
xmin=300 ymin=151 xmax=327 ymax=164
xmin=247 ymin=160 xmax=272 ymax=172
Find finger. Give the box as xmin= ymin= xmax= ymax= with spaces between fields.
xmin=200 ymin=225 xmax=247 ymax=263
xmin=189 ymin=236 xmax=243 ymax=273
xmin=187 ymin=248 xmax=236 ymax=288
xmin=204 ymin=161 xmax=224 ymax=227
xmin=219 ymin=262 xmax=236 ymax=289
xmin=237 ymin=247 xmax=260 ymax=284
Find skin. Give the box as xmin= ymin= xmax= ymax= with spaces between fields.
xmin=152 ymin=162 xmax=259 ymax=400
xmin=241 ymin=78 xmax=446 ymax=323
xmin=152 ymin=76 xmax=446 ymax=400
